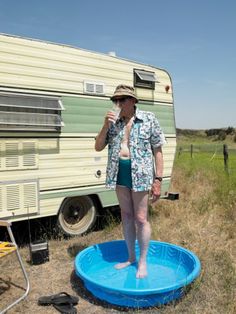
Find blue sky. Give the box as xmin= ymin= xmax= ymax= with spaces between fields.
xmin=0 ymin=0 xmax=235 ymax=129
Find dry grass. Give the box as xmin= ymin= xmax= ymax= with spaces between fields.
xmin=0 ymin=159 xmax=235 ymax=314
xmin=149 ymin=166 xmax=236 ymax=314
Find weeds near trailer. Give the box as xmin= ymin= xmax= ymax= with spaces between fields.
xmin=7 ymin=216 xmax=67 ymax=247
xmin=97 ymin=207 xmax=121 ymax=234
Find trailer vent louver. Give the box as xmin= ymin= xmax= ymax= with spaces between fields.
xmin=0 ymin=180 xmax=39 ymax=218
xmin=0 ymin=140 xmax=38 ymax=171
xmin=84 ymin=82 xmax=105 ymax=95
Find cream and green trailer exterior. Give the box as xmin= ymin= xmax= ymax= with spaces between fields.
xmin=0 ymin=33 xmax=177 ymax=235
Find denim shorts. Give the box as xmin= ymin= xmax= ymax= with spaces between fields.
xmin=116 ymin=158 xmax=132 ymax=189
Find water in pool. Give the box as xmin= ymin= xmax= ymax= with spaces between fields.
xmin=85 ymin=255 xmax=189 ymax=291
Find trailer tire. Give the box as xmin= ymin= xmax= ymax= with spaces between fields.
xmin=58 ymin=196 xmax=97 ymax=236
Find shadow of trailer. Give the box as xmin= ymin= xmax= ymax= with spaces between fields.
xmin=0 ymin=33 xmax=177 ymax=236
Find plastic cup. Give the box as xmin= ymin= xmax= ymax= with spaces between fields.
xmin=110 ymin=105 xmax=121 ymax=123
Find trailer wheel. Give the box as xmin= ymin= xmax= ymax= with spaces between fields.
xmin=58 ymin=196 xmax=97 ymax=236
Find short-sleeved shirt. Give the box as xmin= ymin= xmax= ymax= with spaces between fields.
xmin=105 ymin=108 xmax=166 ymax=192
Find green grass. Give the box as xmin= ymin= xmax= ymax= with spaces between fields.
xmin=176 ymin=129 xmax=236 ymax=148
xmin=175 ymin=148 xmax=236 ymax=214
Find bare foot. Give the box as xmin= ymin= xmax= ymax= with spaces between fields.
xmin=136 ymin=262 xmax=147 ymax=278
xmin=115 ymin=260 xmax=135 ymax=270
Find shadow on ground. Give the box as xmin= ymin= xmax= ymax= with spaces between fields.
xmin=0 ymin=207 xmax=121 ymax=246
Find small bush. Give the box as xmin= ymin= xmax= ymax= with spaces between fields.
xmin=226 ymin=126 xmax=235 ymax=135
xmin=218 ymin=130 xmax=226 ymax=141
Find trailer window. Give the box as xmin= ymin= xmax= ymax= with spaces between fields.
xmin=134 ymin=69 xmax=157 ymax=89
xmin=0 ymin=94 xmax=64 ymax=132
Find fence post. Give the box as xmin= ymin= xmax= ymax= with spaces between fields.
xmin=178 ymin=147 xmax=182 ymax=157
xmin=223 ymin=144 xmax=229 ymax=173
xmin=191 ymin=144 xmax=193 ymax=158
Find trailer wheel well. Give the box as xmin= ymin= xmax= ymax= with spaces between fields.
xmin=89 ymin=194 xmax=103 ymax=213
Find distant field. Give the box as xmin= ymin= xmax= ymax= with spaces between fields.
xmin=176 ymin=128 xmax=236 ymax=149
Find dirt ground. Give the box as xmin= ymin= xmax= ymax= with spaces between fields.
xmin=0 ymin=226 xmax=133 ymax=314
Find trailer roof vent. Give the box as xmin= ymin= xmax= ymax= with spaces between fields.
xmin=134 ymin=69 xmax=157 ymax=90
xmin=84 ymin=81 xmax=105 ymax=95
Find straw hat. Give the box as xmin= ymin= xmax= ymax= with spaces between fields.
xmin=110 ymin=85 xmax=138 ymax=103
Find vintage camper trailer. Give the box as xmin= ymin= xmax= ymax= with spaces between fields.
xmin=0 ymin=33 xmax=177 ymax=235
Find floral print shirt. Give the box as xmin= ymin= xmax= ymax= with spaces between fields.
xmin=105 ymin=108 xmax=166 ymax=192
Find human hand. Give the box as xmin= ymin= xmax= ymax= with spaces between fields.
xmin=104 ymin=108 xmax=121 ymax=127
xmin=103 ymin=111 xmax=115 ymax=128
xmin=109 ymin=104 xmax=121 ymax=123
xmin=150 ymin=181 xmax=161 ymax=203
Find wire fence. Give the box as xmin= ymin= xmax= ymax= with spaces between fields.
xmin=177 ymin=143 xmax=236 ymax=174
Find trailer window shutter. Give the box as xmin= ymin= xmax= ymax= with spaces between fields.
xmin=0 ymin=94 xmax=64 ymax=132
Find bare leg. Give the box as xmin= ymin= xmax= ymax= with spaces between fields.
xmin=132 ymin=191 xmax=150 ymax=278
xmin=115 ymin=186 xmax=136 ymax=269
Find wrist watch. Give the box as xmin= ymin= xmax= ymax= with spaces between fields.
xmin=155 ymin=176 xmax=163 ymax=182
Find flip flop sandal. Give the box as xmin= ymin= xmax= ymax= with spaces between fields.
xmin=53 ymin=303 xmax=77 ymax=314
xmin=38 ymin=291 xmax=79 ymax=306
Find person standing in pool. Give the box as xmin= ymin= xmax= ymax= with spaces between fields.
xmin=95 ymin=85 xmax=165 ymax=278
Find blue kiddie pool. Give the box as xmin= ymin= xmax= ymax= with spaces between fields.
xmin=75 ymin=240 xmax=201 ymax=308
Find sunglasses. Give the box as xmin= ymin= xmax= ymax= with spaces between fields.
xmin=112 ymin=97 xmax=132 ymax=104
